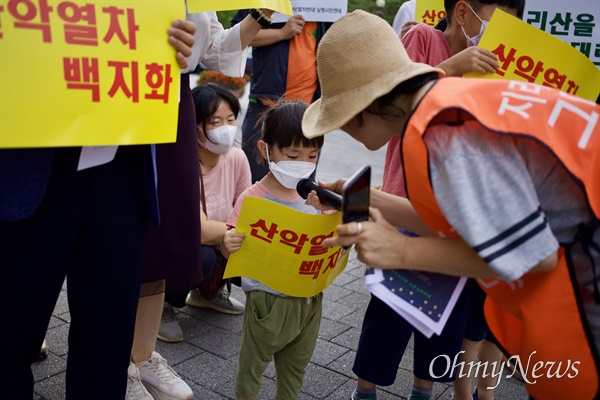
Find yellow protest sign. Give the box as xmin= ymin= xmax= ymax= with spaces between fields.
xmin=224 ymin=196 xmax=350 ymax=297
xmin=0 ymin=1 xmax=184 ymax=148
xmin=464 ymin=9 xmax=600 ymax=101
xmin=415 ymin=0 xmax=445 ymax=27
xmin=187 ymin=0 xmax=293 ymax=15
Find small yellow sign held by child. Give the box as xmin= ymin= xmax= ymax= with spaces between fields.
xmin=224 ymin=196 xmax=349 ymax=297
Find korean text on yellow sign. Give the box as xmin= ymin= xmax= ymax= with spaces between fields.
xmin=464 ymin=9 xmax=600 ymax=102
xmin=224 ymin=196 xmax=350 ymax=298
xmin=415 ymin=0 xmax=445 ymax=27
xmin=0 ymin=0 xmax=184 ymax=148
xmin=187 ymin=0 xmax=292 ymax=15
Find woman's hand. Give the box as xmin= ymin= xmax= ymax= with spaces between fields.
xmin=168 ymin=19 xmax=196 ymax=69
xmin=304 ymin=179 xmax=346 ymax=211
xmin=322 ymin=208 xmax=409 ymax=270
xmin=220 ymin=229 xmax=246 ymax=259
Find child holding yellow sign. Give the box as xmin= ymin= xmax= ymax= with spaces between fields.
xmin=221 ymin=100 xmax=324 ymax=400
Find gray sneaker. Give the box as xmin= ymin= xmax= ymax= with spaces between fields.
xmin=185 ymin=287 xmax=244 ymax=315
xmin=127 ymin=363 xmax=154 ymax=400
xmin=158 ymin=304 xmax=183 ymax=343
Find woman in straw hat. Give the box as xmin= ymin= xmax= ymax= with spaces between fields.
xmin=302 ymin=10 xmax=600 ymax=400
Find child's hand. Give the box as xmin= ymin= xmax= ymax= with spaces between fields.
xmin=438 ymin=47 xmax=499 ymax=77
xmin=220 ymin=229 xmax=246 ymax=259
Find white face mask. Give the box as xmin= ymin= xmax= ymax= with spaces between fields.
xmin=265 ymin=144 xmax=316 ymax=189
xmin=461 ymin=3 xmax=488 ymax=47
xmin=200 ymin=124 xmax=237 ymax=154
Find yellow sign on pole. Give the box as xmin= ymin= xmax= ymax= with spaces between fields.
xmin=187 ymin=0 xmax=293 ymax=15
xmin=0 ymin=0 xmax=185 ymax=148
xmin=224 ymin=196 xmax=350 ymax=297
xmin=464 ymin=9 xmax=600 ymax=101
xmin=415 ymin=0 xmax=446 ymax=27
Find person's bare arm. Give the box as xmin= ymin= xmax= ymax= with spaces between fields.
xmin=369 ymin=189 xmax=433 ymax=236
xmin=305 ymin=179 xmax=433 ymax=236
xmin=322 ymin=208 xmax=558 ymax=278
xmin=200 ymin=211 xmax=226 ymax=246
xmin=249 ymin=14 xmax=305 ymax=47
xmin=238 ymin=9 xmax=275 ymax=49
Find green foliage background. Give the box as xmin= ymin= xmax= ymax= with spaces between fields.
xmin=216 ymin=0 xmax=407 ymax=27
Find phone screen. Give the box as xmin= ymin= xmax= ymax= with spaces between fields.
xmin=342 ymin=166 xmax=371 ymax=223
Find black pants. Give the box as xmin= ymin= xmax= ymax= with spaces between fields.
xmin=242 ymin=101 xmax=268 ymax=183
xmin=0 ymin=146 xmax=148 ymax=399
xmin=352 ymin=280 xmax=481 ymax=385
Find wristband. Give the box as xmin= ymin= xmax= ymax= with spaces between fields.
xmin=250 ymin=8 xmax=272 ymax=29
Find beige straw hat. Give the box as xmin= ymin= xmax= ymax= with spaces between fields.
xmin=303 ymin=10 xmax=444 ymax=138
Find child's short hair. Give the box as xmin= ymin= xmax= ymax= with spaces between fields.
xmin=257 ymin=100 xmax=324 ymax=166
xmin=192 ymin=83 xmax=241 ymax=134
xmin=444 ymin=0 xmax=525 ymax=23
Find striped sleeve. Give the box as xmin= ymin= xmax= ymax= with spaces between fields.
xmin=425 ymin=123 xmax=559 ymax=282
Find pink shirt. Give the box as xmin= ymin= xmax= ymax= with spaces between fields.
xmin=227 ymin=181 xmax=319 ymax=228
xmin=382 ymin=23 xmax=453 ymax=197
xmin=202 ymin=147 xmax=251 ymax=223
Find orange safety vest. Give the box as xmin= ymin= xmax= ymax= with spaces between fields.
xmin=402 ymin=77 xmax=600 ymax=399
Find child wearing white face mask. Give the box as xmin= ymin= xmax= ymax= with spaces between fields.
xmin=159 ymin=83 xmax=252 ymax=343
xmin=221 ymin=100 xmax=325 ymax=400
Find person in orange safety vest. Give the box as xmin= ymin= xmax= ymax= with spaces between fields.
xmin=301 ymin=11 xmax=600 ymax=400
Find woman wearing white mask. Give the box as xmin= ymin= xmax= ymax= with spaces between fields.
xmin=159 ymin=83 xmax=252 ymax=340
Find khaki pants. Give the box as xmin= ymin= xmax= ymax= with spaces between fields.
xmin=235 ymin=290 xmax=323 ymax=400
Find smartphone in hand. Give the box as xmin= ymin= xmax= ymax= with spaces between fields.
xmin=342 ymin=165 xmax=371 ymax=224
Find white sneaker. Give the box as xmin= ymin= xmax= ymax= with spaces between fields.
xmin=185 ymin=287 xmax=244 ymax=315
xmin=126 ymin=363 xmax=154 ymax=400
xmin=158 ymin=304 xmax=183 ymax=343
xmin=137 ymin=351 xmax=194 ymax=400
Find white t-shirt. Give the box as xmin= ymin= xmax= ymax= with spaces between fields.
xmin=392 ymin=0 xmax=416 ymax=37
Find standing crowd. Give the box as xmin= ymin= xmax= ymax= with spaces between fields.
xmin=1 ymin=1 xmax=598 ymax=400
